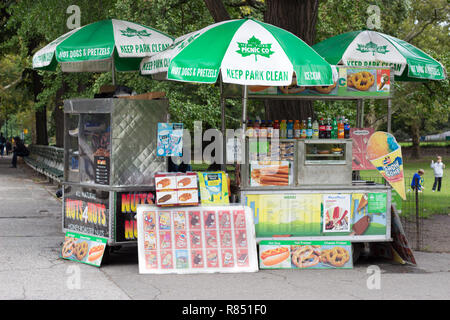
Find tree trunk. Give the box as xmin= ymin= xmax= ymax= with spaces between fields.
xmin=31 ymin=70 xmax=48 ymax=145
xmin=410 ymin=122 xmax=421 ymax=159
xmin=203 ymin=0 xmax=230 ymax=22
xmin=264 ymin=0 xmax=319 ymax=121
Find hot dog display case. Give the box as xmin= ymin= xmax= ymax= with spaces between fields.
xmin=62 ymin=98 xmax=169 ymax=245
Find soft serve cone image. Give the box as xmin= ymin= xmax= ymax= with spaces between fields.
xmin=367 ymin=132 xmax=406 ymax=200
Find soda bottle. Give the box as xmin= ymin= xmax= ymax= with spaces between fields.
xmin=280 ymin=120 xmax=287 ymax=139
xmin=287 ymin=120 xmax=294 ymax=139
xmin=319 ymin=117 xmax=325 ymax=139
xmin=273 ymin=120 xmax=280 ymax=139
xmin=312 ymin=119 xmax=319 ymax=139
xmin=254 ymin=120 xmax=260 ymax=138
xmin=246 ymin=119 xmax=253 ymax=138
xmin=338 ymin=117 xmax=345 ymax=139
xmin=344 ymin=118 xmax=350 ymax=139
xmin=260 ymin=120 xmax=267 ymax=138
xmin=294 ymin=120 xmax=301 ymax=139
xmin=301 ymin=120 xmax=307 ymax=139
xmin=267 ymin=120 xmax=273 ymax=138
xmin=331 ymin=117 xmax=338 ymax=139
xmin=326 ymin=117 xmax=332 ymax=139
xmin=306 ymin=117 xmax=313 ymax=139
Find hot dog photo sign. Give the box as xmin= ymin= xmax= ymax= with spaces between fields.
xmin=259 ymin=240 xmax=352 ymax=269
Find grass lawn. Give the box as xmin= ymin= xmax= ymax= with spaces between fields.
xmin=361 ymin=155 xmax=449 ymax=217
xmin=193 ymin=154 xmax=449 ymax=217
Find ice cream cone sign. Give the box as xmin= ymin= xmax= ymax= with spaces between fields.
xmin=367 ymin=132 xmax=406 ymax=200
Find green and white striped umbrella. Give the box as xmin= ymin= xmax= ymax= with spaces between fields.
xmin=313 ymin=30 xmax=446 ymax=81
xmin=140 ymin=18 xmax=334 ymax=86
xmin=32 ymin=19 xmax=174 ymax=72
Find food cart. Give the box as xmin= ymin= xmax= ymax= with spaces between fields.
xmin=62 ymin=97 xmax=169 ymax=247
xmin=221 ymin=65 xmax=396 ymax=267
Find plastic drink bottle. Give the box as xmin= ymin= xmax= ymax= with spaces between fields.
xmin=319 ymin=117 xmax=325 ymax=139
xmin=246 ymin=119 xmax=253 ymax=138
xmin=338 ymin=117 xmax=345 ymax=139
xmin=280 ymin=120 xmax=287 ymax=139
xmin=260 ymin=120 xmax=267 ymax=138
xmin=331 ymin=117 xmax=338 ymax=139
xmin=306 ymin=117 xmax=313 ymax=139
xmin=301 ymin=120 xmax=307 ymax=139
xmin=312 ymin=119 xmax=319 ymax=139
xmin=273 ymin=120 xmax=280 ymax=139
xmin=267 ymin=120 xmax=273 ymax=138
xmin=326 ymin=118 xmax=332 ymax=139
xmin=287 ymin=120 xmax=294 ymax=139
xmin=344 ymin=118 xmax=350 ymax=139
xmin=294 ymin=120 xmax=301 ymax=139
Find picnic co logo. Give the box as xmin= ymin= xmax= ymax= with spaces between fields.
xmin=356 ymin=41 xmax=389 ymax=55
xmin=236 ymin=36 xmax=274 ymax=61
xmin=120 ymin=27 xmax=151 ymax=38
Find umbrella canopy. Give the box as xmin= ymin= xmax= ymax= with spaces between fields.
xmin=140 ymin=18 xmax=334 ymax=86
xmin=313 ymin=30 xmax=446 ymax=81
xmin=32 ymin=19 xmax=174 ymax=73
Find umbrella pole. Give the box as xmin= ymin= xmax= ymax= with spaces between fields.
xmin=360 ymin=99 xmax=365 ymax=127
xmin=387 ymin=98 xmax=392 ymax=133
xmin=220 ymin=77 xmax=226 ymax=171
xmin=242 ymin=85 xmax=248 ymax=134
xmin=111 ymin=55 xmax=116 ymax=85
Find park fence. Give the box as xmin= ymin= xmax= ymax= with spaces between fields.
xmin=363 ymin=175 xmax=423 ymax=250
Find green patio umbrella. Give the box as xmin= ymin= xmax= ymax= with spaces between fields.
xmin=140 ymin=18 xmax=334 ymax=86
xmin=32 ymin=19 xmax=174 ymax=83
xmin=140 ymin=18 xmax=335 ymax=169
xmin=312 ymin=30 xmax=446 ymax=81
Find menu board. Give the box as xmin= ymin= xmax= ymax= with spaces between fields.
xmin=259 ymin=240 xmax=352 ymax=269
xmin=61 ymin=231 xmax=107 ymax=267
xmin=247 ymin=66 xmax=392 ymax=98
xmin=136 ymin=205 xmax=258 ymax=274
xmin=245 ymin=192 xmax=388 ymax=238
xmin=94 ymin=156 xmax=110 ymax=185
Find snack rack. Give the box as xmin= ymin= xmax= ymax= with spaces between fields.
xmin=62 ymin=98 xmax=169 ymax=245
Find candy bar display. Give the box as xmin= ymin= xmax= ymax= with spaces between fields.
xmin=136 ymin=205 xmax=258 ymax=274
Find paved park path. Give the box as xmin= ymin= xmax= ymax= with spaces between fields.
xmin=0 ymin=156 xmax=449 ymax=300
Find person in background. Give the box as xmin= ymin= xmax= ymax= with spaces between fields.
xmin=5 ymin=138 xmax=12 ymax=155
xmin=431 ymin=156 xmax=445 ymax=192
xmin=410 ymin=169 xmax=425 ymax=192
xmin=11 ymin=136 xmax=29 ymax=168
xmin=0 ymin=133 xmax=5 ymax=156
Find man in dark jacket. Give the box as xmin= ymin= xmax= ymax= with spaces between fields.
xmin=11 ymin=136 xmax=29 ymax=168
xmin=0 ymin=133 xmax=5 ymax=156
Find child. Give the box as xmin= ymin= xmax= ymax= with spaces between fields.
xmin=410 ymin=169 xmax=425 ymax=192
xmin=431 ymin=156 xmax=445 ymax=192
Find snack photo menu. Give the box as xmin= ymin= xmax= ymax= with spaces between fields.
xmin=136 ymin=205 xmax=258 ymax=274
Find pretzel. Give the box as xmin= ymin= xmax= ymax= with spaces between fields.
xmin=314 ymin=82 xmax=337 ymax=94
xmin=320 ymin=249 xmax=330 ymax=263
xmin=75 ymin=241 xmax=89 ymax=260
xmin=326 ymin=247 xmax=350 ymax=267
xmin=347 ymin=74 xmax=354 ymax=87
xmin=351 ymin=71 xmax=374 ymax=91
xmin=62 ymin=238 xmax=75 ymax=258
xmin=291 ymin=246 xmax=319 ymax=268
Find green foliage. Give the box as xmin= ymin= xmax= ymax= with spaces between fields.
xmin=0 ymin=0 xmax=448 ymax=144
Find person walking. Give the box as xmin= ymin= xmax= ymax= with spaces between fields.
xmin=431 ymin=156 xmax=445 ymax=192
xmin=11 ymin=136 xmax=29 ymax=168
xmin=0 ymin=133 xmax=5 ymax=156
xmin=410 ymin=169 xmax=425 ymax=192
xmin=5 ymin=138 xmax=12 ymax=155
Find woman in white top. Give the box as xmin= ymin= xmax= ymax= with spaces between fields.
xmin=431 ymin=156 xmax=445 ymax=192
